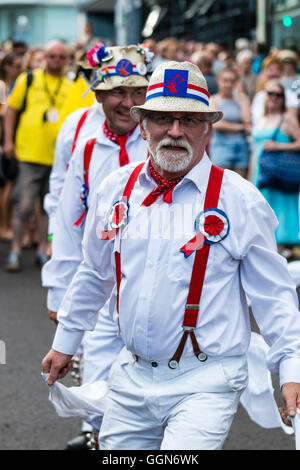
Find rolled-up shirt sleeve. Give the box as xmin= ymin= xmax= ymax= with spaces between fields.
xmin=52 ymin=186 xmax=115 ymax=355
xmin=239 ymin=198 xmax=300 ymax=387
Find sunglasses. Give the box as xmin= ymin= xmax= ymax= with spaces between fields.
xmin=47 ymin=54 xmax=67 ymax=60
xmin=267 ymin=91 xmax=284 ymax=98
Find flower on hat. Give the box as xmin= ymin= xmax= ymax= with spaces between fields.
xmin=87 ymin=42 xmax=106 ymax=67
xmin=138 ymin=44 xmax=154 ymax=76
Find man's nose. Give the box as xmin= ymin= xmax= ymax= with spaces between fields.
xmin=167 ymin=119 xmax=185 ymax=138
xmin=121 ymin=94 xmax=135 ymax=109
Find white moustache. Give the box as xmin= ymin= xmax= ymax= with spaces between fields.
xmin=157 ymin=137 xmax=191 ymax=152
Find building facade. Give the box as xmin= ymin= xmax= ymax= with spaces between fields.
xmin=270 ymin=0 xmax=300 ymax=49
xmin=0 ymin=0 xmax=116 ymax=46
xmin=0 ymin=1 xmax=79 ymax=45
xmin=141 ymin=0 xmax=256 ymax=49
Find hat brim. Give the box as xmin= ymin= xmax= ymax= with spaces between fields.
xmin=130 ymin=97 xmax=223 ymax=124
xmin=92 ymin=75 xmax=149 ymax=91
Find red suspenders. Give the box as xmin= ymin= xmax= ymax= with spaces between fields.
xmin=113 ymin=163 xmax=224 ymax=368
xmin=114 ymin=162 xmax=145 ymax=312
xmin=71 ymin=109 xmax=90 ymax=156
xmin=169 ymin=165 xmax=224 ymax=368
xmin=74 ymin=137 xmax=97 ymax=227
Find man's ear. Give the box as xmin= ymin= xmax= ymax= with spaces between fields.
xmin=139 ymin=118 xmax=147 ymax=141
xmin=95 ymin=91 xmax=103 ymax=103
xmin=207 ymin=121 xmax=213 ymax=134
xmin=205 ymin=121 xmax=213 ymax=141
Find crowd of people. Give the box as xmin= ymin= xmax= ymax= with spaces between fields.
xmin=0 ymin=36 xmax=300 ymax=267
xmin=1 ymin=33 xmax=300 ymax=451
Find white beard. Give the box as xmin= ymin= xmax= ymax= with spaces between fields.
xmin=150 ymin=137 xmax=194 ymax=173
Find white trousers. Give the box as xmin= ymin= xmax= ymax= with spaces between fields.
xmin=80 ymin=305 xmax=124 ymax=432
xmin=99 ymin=347 xmax=248 ymax=450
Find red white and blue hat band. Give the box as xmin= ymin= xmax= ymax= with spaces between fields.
xmin=145 ymin=68 xmax=210 ymax=106
xmin=101 ymin=59 xmax=147 ymax=79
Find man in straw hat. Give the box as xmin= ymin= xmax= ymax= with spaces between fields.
xmin=42 ymin=42 xmax=152 ymax=448
xmin=43 ymin=60 xmax=300 ymax=450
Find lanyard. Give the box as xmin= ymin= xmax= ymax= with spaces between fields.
xmin=43 ymin=71 xmax=63 ymax=108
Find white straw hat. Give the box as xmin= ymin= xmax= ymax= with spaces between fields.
xmin=130 ymin=61 xmax=223 ymax=123
xmin=79 ymin=43 xmax=153 ymax=91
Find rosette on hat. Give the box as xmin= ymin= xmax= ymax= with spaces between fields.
xmin=79 ymin=42 xmax=114 ymax=69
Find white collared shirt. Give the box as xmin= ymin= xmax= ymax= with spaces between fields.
xmin=53 ymin=153 xmax=300 ymax=387
xmin=44 ymin=103 xmax=104 ymax=235
xmin=41 ymin=123 xmax=148 ymax=311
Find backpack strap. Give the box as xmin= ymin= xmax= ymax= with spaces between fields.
xmin=74 ymin=138 xmax=97 ymax=227
xmin=14 ymin=70 xmax=34 ymax=140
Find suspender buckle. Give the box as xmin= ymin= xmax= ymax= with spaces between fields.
xmin=168 ymin=359 xmax=178 ymax=369
xmin=197 ymin=352 xmax=207 ymax=362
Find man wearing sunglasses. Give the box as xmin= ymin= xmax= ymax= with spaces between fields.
xmin=4 ymin=40 xmax=73 ymax=272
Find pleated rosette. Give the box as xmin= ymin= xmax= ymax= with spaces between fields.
xmin=109 ymin=199 xmax=130 ymax=230
xmin=195 ymin=208 xmax=230 ymax=244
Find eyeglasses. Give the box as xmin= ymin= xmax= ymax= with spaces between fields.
xmin=47 ymin=54 xmax=67 ymax=60
xmin=267 ymin=91 xmax=284 ymax=98
xmin=147 ymin=114 xmax=207 ymax=129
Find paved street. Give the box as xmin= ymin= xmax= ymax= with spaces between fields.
xmin=0 ymin=239 xmax=296 ymax=450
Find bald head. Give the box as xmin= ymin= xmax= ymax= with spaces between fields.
xmin=45 ymin=40 xmax=68 ymax=76
xmin=45 ymin=40 xmax=67 ymax=53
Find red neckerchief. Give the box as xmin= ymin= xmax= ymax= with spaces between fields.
xmin=103 ymin=120 xmax=136 ymax=167
xmin=142 ymin=160 xmax=184 ymax=206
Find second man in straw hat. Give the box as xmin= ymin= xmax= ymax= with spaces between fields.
xmin=42 ymin=42 xmax=152 ymax=448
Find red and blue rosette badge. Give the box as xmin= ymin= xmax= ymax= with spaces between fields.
xmin=195 ymin=208 xmax=230 ymax=244
xmin=109 ymin=199 xmax=129 ymax=230
xmin=101 ymin=199 xmax=130 ymax=240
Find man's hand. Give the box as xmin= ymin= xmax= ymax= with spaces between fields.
xmin=42 ymin=349 xmax=73 ymax=386
xmin=3 ymin=141 xmax=15 ymax=159
xmin=48 ymin=309 xmax=58 ymax=325
xmin=279 ymin=382 xmax=300 ymax=426
xmin=46 ymin=241 xmax=52 ymax=258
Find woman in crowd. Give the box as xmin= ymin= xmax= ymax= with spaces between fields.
xmin=250 ymin=80 xmax=300 ymax=259
xmin=209 ymin=67 xmax=251 ymax=178
xmin=252 ymin=55 xmax=298 ymax=124
xmin=0 ymin=52 xmax=23 ymax=94
xmin=23 ymin=47 xmax=45 ymax=71
xmin=0 ymin=52 xmax=23 ymax=240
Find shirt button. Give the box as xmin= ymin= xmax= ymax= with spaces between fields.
xmin=151 ymin=361 xmax=158 ymax=367
xmin=138 ymin=327 xmax=144 ymax=334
